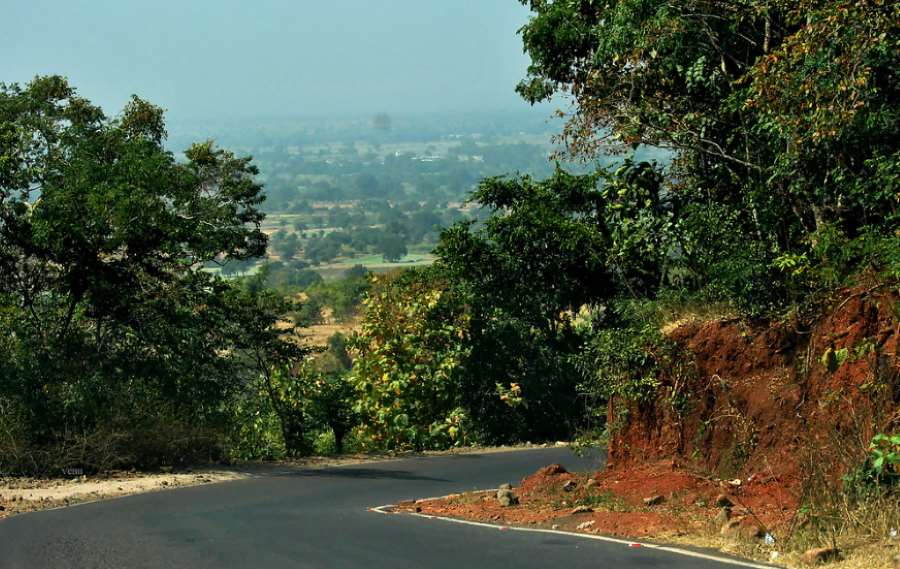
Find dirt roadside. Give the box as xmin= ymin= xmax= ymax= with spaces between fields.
xmin=393 ymin=462 xmax=899 ymax=569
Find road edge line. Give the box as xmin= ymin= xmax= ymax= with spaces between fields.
xmin=371 ymin=499 xmax=781 ymax=569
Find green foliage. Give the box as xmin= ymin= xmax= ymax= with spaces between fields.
xmin=227 ymin=380 xmax=288 ymax=461
xmin=579 ymin=323 xmax=663 ymax=405
xmin=868 ymin=434 xmax=900 ymax=484
xmin=843 ymin=433 xmax=900 ymax=492
xmin=306 ymin=334 xmax=357 ymax=454
xmin=517 ymin=0 xmax=899 ymax=314
xmin=377 ymin=233 xmax=408 ymax=262
xmin=574 ymin=299 xmax=691 ymax=408
xmin=437 ymin=162 xmax=675 ymax=323
xmin=820 ymin=346 xmax=850 ymax=374
xmin=0 ymin=77 xmax=305 ymax=473
xmin=3 ymin=0 xmax=897 ymax=470
xmin=349 ymin=270 xmax=472 ymax=450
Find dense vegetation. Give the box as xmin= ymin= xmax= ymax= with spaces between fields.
xmin=1 ymin=0 xmax=896 ymax=481
xmin=0 ymin=78 xmax=306 ymax=472
xmin=343 ymin=0 xmax=899 ymax=452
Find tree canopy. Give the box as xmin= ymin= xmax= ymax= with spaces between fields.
xmin=0 ymin=76 xmax=299 ymax=471
xmin=517 ymin=0 xmax=898 ymax=310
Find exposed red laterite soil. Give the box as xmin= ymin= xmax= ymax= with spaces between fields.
xmin=396 ymin=287 xmax=898 ymax=552
xmin=397 ymin=460 xmax=796 ymax=539
xmin=396 ymin=463 xmax=690 ymax=538
xmin=610 ymin=286 xmax=898 ymax=491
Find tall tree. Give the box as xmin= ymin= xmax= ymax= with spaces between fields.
xmin=517 ymin=0 xmax=898 ymax=308
xmin=0 ymin=76 xmax=298 ymax=469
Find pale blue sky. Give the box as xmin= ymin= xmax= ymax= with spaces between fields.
xmin=1 ymin=0 xmax=544 ymax=119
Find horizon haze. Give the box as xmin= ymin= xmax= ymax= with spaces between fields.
xmin=1 ymin=0 xmax=551 ymax=121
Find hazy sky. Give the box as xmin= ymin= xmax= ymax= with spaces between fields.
xmin=2 ymin=0 xmax=545 ymax=119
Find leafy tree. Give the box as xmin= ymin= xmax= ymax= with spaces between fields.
xmin=372 ymin=113 xmax=392 ymax=131
xmin=354 ymin=172 xmax=383 ymax=197
xmin=305 ymin=236 xmax=342 ymax=265
xmin=349 ymin=270 xmax=471 ymax=450
xmin=224 ymin=278 xmax=311 ymax=456
xmin=307 ymin=333 xmax=356 ymax=453
xmin=377 ymin=233 xmax=408 ymax=262
xmin=517 ymin=0 xmax=899 ymax=311
xmin=344 ymin=264 xmax=369 ymax=280
xmin=0 ymin=76 xmax=300 ymax=470
xmin=273 ymin=231 xmax=301 ymax=260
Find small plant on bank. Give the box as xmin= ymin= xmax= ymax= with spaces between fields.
xmin=845 ymin=433 xmax=900 ymax=488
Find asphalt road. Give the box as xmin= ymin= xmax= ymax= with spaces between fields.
xmin=0 ymin=447 xmax=757 ymax=569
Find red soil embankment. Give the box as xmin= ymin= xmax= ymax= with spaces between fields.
xmin=400 ymin=287 xmax=898 ymax=547
xmin=609 ymin=286 xmax=899 ymax=504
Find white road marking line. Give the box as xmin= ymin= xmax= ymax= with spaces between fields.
xmin=371 ymin=494 xmax=781 ymax=569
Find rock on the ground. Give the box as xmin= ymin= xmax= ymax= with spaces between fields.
xmin=720 ymin=518 xmax=763 ymax=541
xmin=496 ymin=488 xmax=518 ymax=507
xmin=643 ymin=495 xmax=664 ymax=506
xmin=713 ymin=507 xmax=731 ymax=527
xmin=714 ymin=494 xmax=734 ymax=508
xmin=538 ymin=464 xmax=568 ymax=476
xmin=576 ymin=520 xmax=595 ymax=530
xmin=801 ymin=546 xmax=841 ymax=565
xmin=562 ymin=480 xmax=577 ymax=492
xmin=571 ymin=505 xmax=593 ymax=514
xmin=740 ymin=524 xmax=764 ymax=540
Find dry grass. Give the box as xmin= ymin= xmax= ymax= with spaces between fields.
xmin=658 ymin=303 xmax=740 ymax=336
xmin=296 ymin=321 xmax=359 ymax=346
xmin=665 ymin=531 xmax=897 ymax=569
xmin=677 ymin=489 xmax=900 ymax=567
xmin=639 ymin=291 xmax=741 ymax=336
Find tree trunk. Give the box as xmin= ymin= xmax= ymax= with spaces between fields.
xmin=331 ymin=423 xmax=346 ymax=455
xmin=280 ymin=414 xmax=310 ymax=457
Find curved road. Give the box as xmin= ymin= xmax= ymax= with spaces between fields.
xmin=0 ymin=448 xmax=757 ymax=568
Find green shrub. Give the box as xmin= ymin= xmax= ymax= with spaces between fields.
xmin=844 ymin=433 xmax=900 ymax=492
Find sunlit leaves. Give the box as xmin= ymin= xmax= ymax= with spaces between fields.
xmin=348 ymin=270 xmax=471 ymax=450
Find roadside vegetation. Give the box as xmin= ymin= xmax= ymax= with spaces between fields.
xmin=1 ymin=0 xmax=898 ymax=565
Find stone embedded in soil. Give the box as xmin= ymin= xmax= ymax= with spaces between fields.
xmin=739 ymin=524 xmax=764 ymax=540
xmin=643 ymin=495 xmax=664 ymax=506
xmin=714 ymin=494 xmax=734 ymax=508
xmin=720 ymin=518 xmax=762 ymax=541
xmin=801 ymin=547 xmax=841 ymax=565
xmin=721 ymin=518 xmax=742 ymax=537
xmin=571 ymin=505 xmax=594 ymax=514
xmin=538 ymin=464 xmax=567 ymax=476
xmin=496 ymin=488 xmax=518 ymax=507
xmin=576 ymin=521 xmax=595 ymax=530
